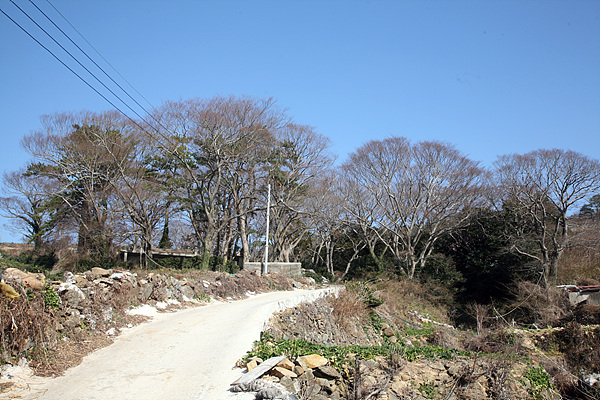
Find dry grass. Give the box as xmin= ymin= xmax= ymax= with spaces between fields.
xmin=508 ymin=281 xmax=573 ymax=327
xmin=0 ymin=279 xmax=59 ymax=366
xmin=329 ymin=288 xmax=371 ymax=332
xmin=32 ymin=332 xmax=112 ymax=377
xmin=376 ymin=279 xmax=452 ymax=327
xmin=558 ymin=245 xmax=600 ymax=284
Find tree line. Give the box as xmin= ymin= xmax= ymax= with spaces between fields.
xmin=2 ymin=95 xmax=599 ymax=289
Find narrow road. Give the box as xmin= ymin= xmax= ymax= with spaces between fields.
xmin=21 ymin=288 xmax=332 ymax=400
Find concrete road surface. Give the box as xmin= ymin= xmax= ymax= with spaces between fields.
xmin=19 ymin=288 xmax=332 ymax=400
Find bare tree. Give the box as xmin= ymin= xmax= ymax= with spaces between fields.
xmin=21 ymin=111 xmax=130 ymax=259
xmin=342 ymin=137 xmax=486 ymax=279
xmin=266 ymin=123 xmax=335 ymax=262
xmin=494 ymin=149 xmax=600 ymax=286
xmin=338 ymin=166 xmax=389 ymax=273
xmin=150 ymin=96 xmax=291 ymax=269
xmin=0 ymin=170 xmax=56 ymax=252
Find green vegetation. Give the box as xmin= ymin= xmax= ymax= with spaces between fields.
xmin=418 ymin=383 xmax=437 ymax=399
xmin=404 ymin=323 xmax=434 ymax=337
xmin=43 ymin=284 xmax=60 ymax=310
xmin=523 ymin=366 xmax=553 ymax=399
xmin=246 ymin=332 xmax=471 ymax=370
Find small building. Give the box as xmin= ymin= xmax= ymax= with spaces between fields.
xmin=558 ymin=285 xmax=600 ymax=306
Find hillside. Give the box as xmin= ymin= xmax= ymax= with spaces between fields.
xmin=0 ymin=265 xmax=599 ymax=399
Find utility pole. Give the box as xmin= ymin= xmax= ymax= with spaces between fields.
xmin=263 ymin=184 xmax=271 ymax=274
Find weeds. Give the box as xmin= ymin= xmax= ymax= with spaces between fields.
xmin=523 ymin=366 xmax=553 ymax=399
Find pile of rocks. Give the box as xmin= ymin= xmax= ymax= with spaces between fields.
xmin=1 ymin=266 xmax=310 ymax=349
xmin=241 ymin=354 xmax=346 ymax=400
xmin=240 ymin=352 xmax=546 ymax=400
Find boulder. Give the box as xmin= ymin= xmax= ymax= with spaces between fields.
xmin=298 ymin=354 xmax=328 ymax=369
xmin=314 ymin=365 xmax=342 ymax=380
xmin=271 ymin=366 xmax=298 ymax=379
xmin=91 ymin=267 xmax=112 ymax=277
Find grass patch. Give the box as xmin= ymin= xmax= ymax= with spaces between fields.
xmin=246 ymin=332 xmax=472 ymax=369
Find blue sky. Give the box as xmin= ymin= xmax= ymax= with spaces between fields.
xmin=0 ymin=0 xmax=599 ymax=243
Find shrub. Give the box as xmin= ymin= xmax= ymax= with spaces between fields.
xmin=507 ymin=281 xmax=572 ymax=327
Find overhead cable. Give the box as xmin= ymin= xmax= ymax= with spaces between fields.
xmin=0 ymin=5 xmax=147 ymax=132
xmin=30 ymin=0 xmax=156 ymax=118
xmin=44 ymin=0 xmax=155 ymax=110
xmin=8 ymin=0 xmax=154 ymax=129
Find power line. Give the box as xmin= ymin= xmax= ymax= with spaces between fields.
xmin=30 ymin=0 xmax=156 ymax=117
xmin=8 ymin=0 xmax=154 ymax=129
xmin=0 ymin=5 xmax=147 ymax=132
xmin=43 ymin=0 xmax=154 ymax=110
xmin=31 ymin=0 xmax=178 ymax=140
xmin=2 ymin=1 xmax=179 ymax=155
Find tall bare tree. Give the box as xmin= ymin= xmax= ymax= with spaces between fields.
xmin=266 ymin=123 xmax=334 ymax=262
xmin=0 ymin=170 xmax=56 ymax=252
xmin=21 ymin=111 xmax=130 ymax=259
xmin=494 ymin=149 xmax=600 ymax=286
xmin=150 ymin=96 xmax=290 ymax=269
xmin=342 ymin=137 xmax=486 ymax=279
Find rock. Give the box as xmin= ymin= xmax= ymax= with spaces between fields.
xmin=246 ymin=359 xmax=259 ymax=371
xmin=293 ymin=365 xmax=305 ymax=376
xmin=279 ymin=376 xmax=296 ymax=393
xmin=383 ymin=327 xmax=395 ymax=337
xmin=314 ymin=365 xmax=342 ymax=380
xmin=58 ymin=282 xmax=85 ymax=308
xmin=74 ymin=275 xmax=88 ymax=287
xmin=139 ymin=283 xmax=153 ymax=302
xmin=298 ymin=354 xmax=328 ymax=369
xmin=316 ymin=377 xmax=335 ymax=393
xmin=64 ymin=310 xmax=82 ymax=329
xmin=271 ymin=366 xmax=298 ymax=379
xmin=91 ymin=267 xmax=112 ymax=277
xmin=277 ymin=357 xmax=295 ymax=371
xmin=389 ymin=335 xmax=398 ymax=343
xmin=246 ymin=356 xmax=263 ymax=371
xmin=182 ymin=286 xmax=195 ymax=300
xmin=4 ymin=268 xmax=45 ymax=290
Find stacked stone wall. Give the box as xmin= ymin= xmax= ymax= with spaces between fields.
xmin=243 ymin=262 xmax=302 ymax=278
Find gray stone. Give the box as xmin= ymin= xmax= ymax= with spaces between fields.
xmin=314 ymin=365 xmax=342 ymax=380
xmin=140 ymin=283 xmax=153 ymax=302
xmin=64 ymin=310 xmax=82 ymax=329
xmin=59 ymin=283 xmax=86 ymax=309
xmin=91 ymin=267 xmax=112 ymax=277
xmin=279 ymin=376 xmax=296 ymax=393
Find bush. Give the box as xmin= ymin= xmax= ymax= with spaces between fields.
xmin=507 ymin=281 xmax=572 ymax=327
xmin=552 ymin=322 xmax=600 ymax=375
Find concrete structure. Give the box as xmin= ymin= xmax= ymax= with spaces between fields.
xmin=243 ymin=262 xmax=302 ymax=278
xmin=120 ymin=248 xmax=199 ymax=263
xmin=558 ymin=285 xmax=600 ymax=306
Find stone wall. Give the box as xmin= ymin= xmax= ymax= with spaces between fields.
xmin=243 ymin=262 xmax=302 ymax=278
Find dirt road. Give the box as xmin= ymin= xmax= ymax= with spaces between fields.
xmin=20 ymin=288 xmax=332 ymax=400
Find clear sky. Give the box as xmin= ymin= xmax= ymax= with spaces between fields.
xmin=1 ymin=0 xmax=599 ymax=243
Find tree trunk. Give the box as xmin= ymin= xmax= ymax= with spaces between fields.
xmin=238 ymin=214 xmax=250 ymax=263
